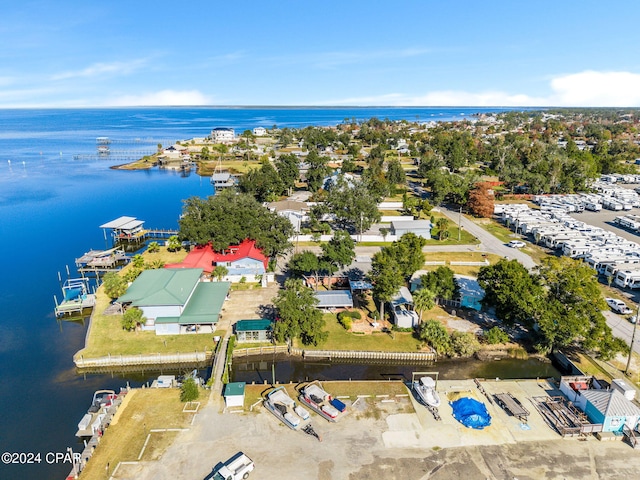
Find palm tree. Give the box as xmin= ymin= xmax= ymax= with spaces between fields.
xmin=212 ymin=265 xmax=229 ymax=282
xmin=413 ymin=287 xmax=435 ymax=321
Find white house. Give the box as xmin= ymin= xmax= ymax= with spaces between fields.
xmin=210 ymin=127 xmax=235 ymax=143
xmin=253 ymin=127 xmax=267 ymax=136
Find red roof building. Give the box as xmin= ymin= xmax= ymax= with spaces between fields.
xmin=165 ymin=239 xmax=268 ymax=275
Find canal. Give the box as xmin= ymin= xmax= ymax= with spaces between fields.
xmin=230 ymin=354 xmax=561 ymax=385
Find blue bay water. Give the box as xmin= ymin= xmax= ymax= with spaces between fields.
xmin=0 ymin=107 xmax=512 ymax=479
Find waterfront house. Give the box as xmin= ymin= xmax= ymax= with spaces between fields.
xmin=165 ymin=239 xmax=269 ymax=283
xmin=560 ymin=376 xmax=640 ymax=433
xmin=252 ymin=127 xmax=267 ymax=136
xmin=116 ymin=268 xmax=230 ymax=335
xmin=210 ymin=127 xmax=235 ymax=143
xmin=234 ymin=319 xmax=273 ymax=343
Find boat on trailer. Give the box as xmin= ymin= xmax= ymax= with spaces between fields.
xmin=414 ymin=376 xmax=441 ymax=408
xmin=264 ymin=387 xmax=309 ymax=430
xmin=299 ymin=381 xmax=346 ymax=422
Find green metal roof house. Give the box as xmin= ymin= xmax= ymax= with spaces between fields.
xmin=234 ymin=319 xmax=273 ymax=343
xmin=117 ymin=268 xmax=230 ymax=335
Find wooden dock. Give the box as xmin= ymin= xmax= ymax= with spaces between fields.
xmin=291 ymin=347 xmax=436 ymax=363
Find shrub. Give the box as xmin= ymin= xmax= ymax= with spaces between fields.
xmin=418 ymin=320 xmax=452 ymax=356
xmin=180 ymin=377 xmax=199 ymax=402
xmin=337 ymin=312 xmax=352 ymax=330
xmin=485 ymin=326 xmax=510 ymax=345
xmin=451 ymin=331 xmax=481 ymax=357
xmin=121 ymin=307 xmax=144 ymax=331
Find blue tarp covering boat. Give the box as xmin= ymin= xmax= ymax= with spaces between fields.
xmin=450 ymin=397 xmax=491 ymax=429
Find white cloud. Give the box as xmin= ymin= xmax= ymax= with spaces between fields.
xmin=549 ymin=71 xmax=640 ymax=106
xmin=321 ymin=70 xmax=640 ymax=107
xmin=106 ymin=89 xmax=213 ymax=106
xmin=51 ymin=59 xmax=149 ymax=81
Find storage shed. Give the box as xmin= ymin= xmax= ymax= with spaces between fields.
xmin=224 ymin=382 xmax=246 ymax=408
xmin=235 ymin=319 xmax=273 ymax=343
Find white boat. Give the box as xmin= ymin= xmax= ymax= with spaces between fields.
xmin=76 ymin=390 xmax=117 ymax=437
xmin=414 ymin=376 xmax=441 ymax=408
xmin=264 ymin=387 xmax=308 ymax=430
xmin=299 ymin=381 xmax=346 ymax=422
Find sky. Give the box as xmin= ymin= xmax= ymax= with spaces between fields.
xmin=1 ymin=0 xmax=640 ymax=108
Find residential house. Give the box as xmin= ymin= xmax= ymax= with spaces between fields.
xmin=210 ymin=127 xmax=235 ymax=143
xmin=116 ymin=268 xmax=230 ymax=335
xmin=165 ymin=239 xmax=270 ymax=283
xmin=390 ymin=219 xmax=432 ymax=239
xmin=252 ymin=127 xmax=267 ymax=136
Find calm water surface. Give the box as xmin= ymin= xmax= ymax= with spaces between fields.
xmin=0 ymin=107 xmax=521 ymax=478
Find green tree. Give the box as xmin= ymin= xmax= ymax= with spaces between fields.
xmin=435 ymin=218 xmax=450 ymax=240
xmin=320 ymin=230 xmax=355 ymax=278
xmin=212 ymin=265 xmax=228 ymax=281
xmin=103 ymin=271 xmax=127 ymax=299
xmin=121 ymin=307 xmax=144 ymax=331
xmin=275 ymin=153 xmax=300 ymax=192
xmin=478 ymin=259 xmax=544 ymax=325
xmin=273 ymin=279 xmax=327 ymax=346
xmin=238 ymin=162 xmax=284 ymax=202
xmin=180 ymin=377 xmax=200 ymax=402
xmin=288 ymin=250 xmax=321 ymax=286
xmin=386 ymin=233 xmax=427 ymax=279
xmin=536 ymin=257 xmax=620 ymax=357
xmin=323 ymin=176 xmax=381 ymax=233
xmin=418 ymin=320 xmax=452 ymax=356
xmin=451 ymin=331 xmax=481 ymax=357
xmin=369 ymin=250 xmax=404 ymax=321
xmin=419 ymin=266 xmax=458 ymax=300
xmin=305 ymin=150 xmax=330 ymax=192
xmin=178 ymin=190 xmax=294 ymax=257
xmin=412 ymin=287 xmax=435 ymax=321
xmin=385 ymin=158 xmax=406 ymax=186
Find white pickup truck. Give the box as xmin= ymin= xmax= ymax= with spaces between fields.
xmin=212 ymin=452 xmax=254 ymax=480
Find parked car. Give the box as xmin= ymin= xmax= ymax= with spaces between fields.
xmin=508 ymin=240 xmax=526 ymax=248
xmin=605 ymin=297 xmax=633 ymax=315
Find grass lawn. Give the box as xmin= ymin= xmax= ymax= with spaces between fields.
xmin=293 ymin=313 xmax=423 ymax=352
xmin=79 ymin=389 xmax=198 ymax=480
xmin=423 ymin=252 xmax=503 ymax=276
xmin=75 ymin=247 xmax=224 ymax=360
xmin=427 ymin=211 xmax=479 ymax=245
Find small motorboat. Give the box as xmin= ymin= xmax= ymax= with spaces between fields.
xmin=414 ymin=376 xmax=441 ymax=408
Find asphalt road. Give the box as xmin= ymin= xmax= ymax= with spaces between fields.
xmin=603 ymin=310 xmax=640 ymax=356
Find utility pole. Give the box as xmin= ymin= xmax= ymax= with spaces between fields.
xmin=458 ymin=206 xmax=462 ymax=241
xmin=625 ymin=303 xmax=639 ymax=375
